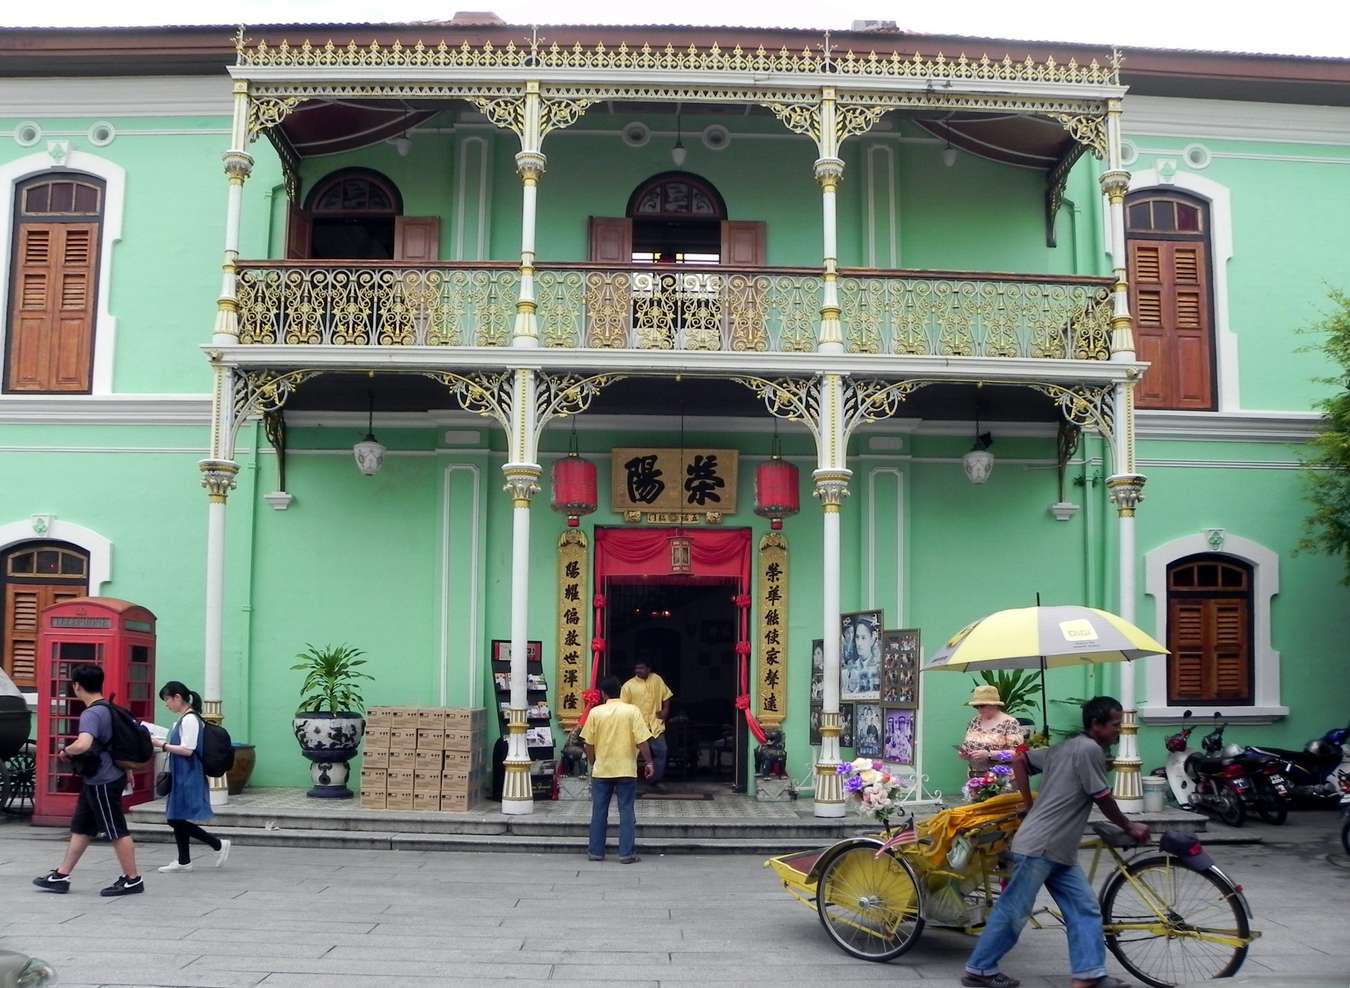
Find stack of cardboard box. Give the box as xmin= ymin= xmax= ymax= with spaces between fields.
xmin=358 ymin=707 xmax=485 ymax=812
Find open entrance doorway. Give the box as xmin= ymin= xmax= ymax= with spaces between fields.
xmin=605 ymin=579 xmax=746 ymax=791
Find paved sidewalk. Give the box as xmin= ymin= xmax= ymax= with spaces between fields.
xmin=1 ymin=813 xmax=1347 ymax=987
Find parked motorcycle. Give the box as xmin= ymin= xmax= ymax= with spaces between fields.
xmin=1247 ymin=721 xmax=1350 ymax=805
xmin=1338 ymin=771 xmax=1350 ymax=857
xmin=1234 ymin=744 xmax=1292 ymax=825
xmin=1158 ymin=711 xmax=1249 ymax=827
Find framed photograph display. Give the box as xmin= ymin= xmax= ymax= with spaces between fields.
xmin=809 ymin=639 xmax=825 ymax=704
xmin=884 ymin=708 xmax=917 ymax=765
xmin=809 ymin=703 xmax=822 ymax=745
xmin=880 ymin=628 xmax=920 ymax=707
xmin=855 ymin=703 xmax=883 ymax=758
xmin=841 ymin=610 xmax=882 ymax=701
xmin=838 ymin=703 xmax=855 ymax=748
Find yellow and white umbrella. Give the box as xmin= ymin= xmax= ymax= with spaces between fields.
xmin=924 ymin=605 xmax=1167 ymax=673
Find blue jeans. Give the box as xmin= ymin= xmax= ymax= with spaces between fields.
xmin=966 ymin=853 xmax=1107 ymax=981
xmin=648 ymin=736 xmax=668 ymax=782
xmin=588 ymin=777 xmax=636 ymax=858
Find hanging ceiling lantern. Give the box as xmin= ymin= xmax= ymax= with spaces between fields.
xmin=551 ymin=424 xmax=598 ymax=527
xmin=754 ymin=428 xmax=800 ymax=530
xmin=669 ymin=535 xmax=692 ymax=574
xmin=352 ymin=390 xmax=386 ymax=477
xmin=963 ymin=404 xmax=995 ymax=485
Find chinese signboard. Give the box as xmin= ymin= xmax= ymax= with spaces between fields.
xmin=611 ymin=448 xmax=739 ymax=523
xmin=556 ymin=529 xmax=589 ymax=728
xmin=756 ymin=532 xmax=788 ymax=727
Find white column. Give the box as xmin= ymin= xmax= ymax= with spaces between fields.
xmin=815 ymin=88 xmax=845 ymax=354
xmin=1107 ymin=382 xmax=1145 ymax=810
xmin=512 ymin=82 xmax=544 ymax=348
xmin=501 ymin=368 xmax=541 ymax=815
xmin=216 ymin=82 xmax=253 ymax=346
xmin=813 ymin=373 xmax=850 ymax=817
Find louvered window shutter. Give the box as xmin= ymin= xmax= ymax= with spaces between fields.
xmin=1168 ymin=598 xmax=1208 ymax=702
xmin=1128 ymin=238 xmax=1213 ymax=410
xmin=5 ymin=222 xmax=98 ymax=392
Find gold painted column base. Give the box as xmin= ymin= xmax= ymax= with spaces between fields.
xmin=501 ymin=708 xmax=534 ymax=815
xmin=1112 ymin=709 xmax=1143 ymax=810
xmin=814 ymin=715 xmax=845 ymax=818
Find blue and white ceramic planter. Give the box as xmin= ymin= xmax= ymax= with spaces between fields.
xmin=292 ymin=711 xmax=365 ymax=799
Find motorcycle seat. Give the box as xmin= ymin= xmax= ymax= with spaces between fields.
xmin=1193 ymin=756 xmax=1229 ymax=775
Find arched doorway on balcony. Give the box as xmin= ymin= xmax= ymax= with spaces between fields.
xmin=287 ymin=168 xmax=440 ymax=262
xmin=588 ymin=172 xmax=764 ymax=266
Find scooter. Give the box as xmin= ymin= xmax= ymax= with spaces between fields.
xmin=1160 ymin=711 xmax=1249 ymax=827
xmin=1247 ymin=722 xmax=1350 ymax=804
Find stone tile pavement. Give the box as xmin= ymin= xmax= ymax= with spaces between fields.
xmin=2 ymin=810 xmax=1347 ymax=987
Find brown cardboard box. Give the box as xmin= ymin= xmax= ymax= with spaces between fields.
xmin=387 ymin=749 xmax=416 ymax=771
xmin=390 ymin=728 xmax=419 ymax=750
xmin=360 ymin=767 xmax=387 ymax=791
xmin=440 ymin=767 xmax=473 ymax=792
xmin=443 ymin=728 xmax=478 ymax=752
xmin=365 ymin=707 xmax=394 ymax=728
xmin=359 ymin=789 xmax=386 ymax=810
xmin=413 ymin=791 xmax=440 ymax=812
xmin=385 ymin=791 xmax=414 ymax=811
xmin=441 ymin=747 xmax=483 ymax=771
xmin=439 ymin=790 xmax=479 ymax=813
xmin=385 ymin=768 xmax=415 ymax=793
xmin=364 ymin=726 xmax=392 ymax=749
xmin=444 ymin=708 xmax=486 ymax=730
xmin=363 ymin=747 xmax=389 ymax=770
xmin=414 ymin=767 xmax=443 ymax=790
xmin=417 ymin=709 xmax=446 ymax=728
xmin=414 ymin=749 xmax=443 ymax=770
xmin=416 ymin=727 xmax=446 ymax=751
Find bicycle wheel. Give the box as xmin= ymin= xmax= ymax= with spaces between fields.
xmin=1101 ymin=854 xmax=1250 ymax=988
xmin=815 ymin=845 xmax=925 ymax=961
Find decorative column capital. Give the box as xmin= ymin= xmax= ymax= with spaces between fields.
xmin=813 ymin=156 xmax=845 ymax=190
xmin=515 ymin=150 xmax=547 ymax=182
xmin=812 ymin=468 xmax=852 ymax=510
xmin=199 ymin=459 xmax=240 ymax=502
xmin=502 ymin=462 xmax=543 ymax=507
xmin=1099 ymin=168 xmax=1130 ymax=203
xmin=222 ymin=150 xmax=255 ymax=182
xmin=1106 ymin=473 xmax=1146 ymax=517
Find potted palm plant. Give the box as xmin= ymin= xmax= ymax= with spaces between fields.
xmin=291 ymin=643 xmax=373 ymax=799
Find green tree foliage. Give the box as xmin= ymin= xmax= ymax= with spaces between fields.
xmin=1300 ymin=290 xmax=1350 ymax=584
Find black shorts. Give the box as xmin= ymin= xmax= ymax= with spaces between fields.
xmin=70 ymin=780 xmax=129 ymax=840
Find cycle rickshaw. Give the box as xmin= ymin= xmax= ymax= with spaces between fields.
xmin=766 ymin=792 xmax=1258 ymax=988
xmin=0 ymin=693 xmax=36 ymax=814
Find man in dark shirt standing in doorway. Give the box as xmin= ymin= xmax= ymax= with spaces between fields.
xmin=32 ymin=664 xmax=145 ymax=896
xmin=963 ymin=696 xmax=1148 ymax=988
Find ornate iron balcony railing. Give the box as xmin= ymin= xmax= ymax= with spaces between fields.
xmin=235 ymin=262 xmax=1113 ymax=360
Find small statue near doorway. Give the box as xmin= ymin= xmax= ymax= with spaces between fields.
xmin=755 ymin=728 xmax=787 ymax=778
xmin=560 ymin=727 xmax=588 ymax=777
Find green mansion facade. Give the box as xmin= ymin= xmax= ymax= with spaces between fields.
xmin=1 ymin=19 xmax=1346 ymax=813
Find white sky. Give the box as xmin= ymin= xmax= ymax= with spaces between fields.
xmin=4 ymin=0 xmax=1348 ymax=60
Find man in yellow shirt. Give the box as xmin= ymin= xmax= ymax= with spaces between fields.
xmin=581 ymin=676 xmax=654 ymax=863
xmin=621 ymin=659 xmax=674 ymax=787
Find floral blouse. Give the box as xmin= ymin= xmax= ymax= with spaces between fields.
xmin=962 ymin=712 xmax=1025 ymax=756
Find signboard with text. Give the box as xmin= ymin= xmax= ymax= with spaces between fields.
xmin=610 ymin=448 xmax=739 ymax=523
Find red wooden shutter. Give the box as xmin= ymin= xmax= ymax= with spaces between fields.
xmin=1129 ymin=238 xmax=1213 ymax=410
xmin=285 ymin=204 xmax=312 ymax=260
xmin=720 ymin=221 xmax=767 ymax=266
xmin=588 ymin=217 xmax=632 ymax=264
xmin=6 ymin=222 xmax=96 ymax=393
xmin=393 ymin=217 xmax=441 ymax=261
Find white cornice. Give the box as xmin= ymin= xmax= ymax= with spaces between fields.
xmin=1123 ymin=95 xmax=1350 ymax=146
xmin=0 ymin=394 xmax=211 ymax=424
xmin=0 ymin=77 xmax=233 ymax=118
xmin=1135 ymin=409 xmax=1324 ymax=442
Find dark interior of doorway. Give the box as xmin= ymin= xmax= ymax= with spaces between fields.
xmin=605 ymin=578 xmax=745 ymax=791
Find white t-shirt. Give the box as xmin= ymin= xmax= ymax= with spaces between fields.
xmin=176 ymin=713 xmax=201 ymax=751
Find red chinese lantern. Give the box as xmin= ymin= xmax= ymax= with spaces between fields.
xmin=754 ymin=455 xmax=799 ymax=530
xmin=551 ymin=450 xmax=597 ymax=527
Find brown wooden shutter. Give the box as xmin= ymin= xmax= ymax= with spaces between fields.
xmin=1211 ymin=600 xmax=1251 ymax=701
xmin=285 ymin=204 xmax=312 ymax=260
xmin=720 ymin=221 xmax=767 ymax=266
xmin=1129 ymin=238 xmax=1213 ymax=410
xmin=6 ymin=222 xmax=96 ymax=393
xmin=1167 ymin=597 xmax=1252 ymax=705
xmin=1168 ymin=598 xmax=1208 ymax=702
xmin=393 ymin=217 xmax=441 ymax=261
xmin=3 ymin=583 xmax=83 ymax=689
xmin=588 ymin=217 xmax=632 ymax=264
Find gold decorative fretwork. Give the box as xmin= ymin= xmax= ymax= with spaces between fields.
xmin=247 ymin=96 xmax=302 ymax=141
xmin=556 ymin=529 xmax=589 ymax=729
xmin=426 ymin=369 xmax=619 ymax=434
xmin=763 ymin=99 xmax=821 ymax=143
xmin=733 ymin=376 xmax=928 ymax=443
xmin=230 ymin=369 xmax=321 ymax=446
xmin=757 ymin=531 xmax=789 ymax=727
xmin=1028 ymin=382 xmax=1116 ymax=446
xmin=540 ymin=97 xmax=598 ymax=139
xmin=236 ymin=35 xmax=1119 ymax=86
xmin=470 ymin=95 xmax=526 ymax=135
xmin=1049 ymin=112 xmax=1109 ymax=159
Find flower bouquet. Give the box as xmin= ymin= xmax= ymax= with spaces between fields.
xmin=837 ymin=757 xmax=910 ymax=830
xmin=963 ymin=763 xmax=1013 ymax=803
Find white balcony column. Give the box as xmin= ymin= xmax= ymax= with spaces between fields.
xmin=199 ymin=362 xmax=238 ymax=805
xmin=815 ymin=87 xmax=846 ymax=355
xmin=813 ymin=373 xmax=851 ymax=817
xmin=215 ymin=81 xmax=254 ymax=347
xmin=512 ymin=82 xmax=545 ymax=348
xmin=1101 ymin=99 xmax=1134 ymax=359
xmin=502 ymin=368 xmax=542 ymax=814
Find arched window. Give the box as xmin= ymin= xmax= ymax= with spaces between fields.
xmin=5 ymin=172 xmax=104 ymax=393
xmin=588 ymin=172 xmax=764 ymax=267
xmin=1166 ymin=554 xmax=1253 ymax=705
xmin=301 ymin=168 xmax=403 ymax=261
xmin=1 ymin=541 xmax=89 ymax=689
xmin=1126 ymin=190 xmax=1215 ymax=410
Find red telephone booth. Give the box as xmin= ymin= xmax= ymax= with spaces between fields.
xmin=33 ymin=597 xmax=156 ymax=826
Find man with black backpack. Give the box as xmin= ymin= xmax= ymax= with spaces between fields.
xmin=33 ymin=664 xmax=146 ymax=897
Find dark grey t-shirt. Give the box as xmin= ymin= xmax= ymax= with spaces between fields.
xmin=78 ymin=703 xmax=124 ymax=786
xmin=1010 ymin=734 xmax=1110 ymax=866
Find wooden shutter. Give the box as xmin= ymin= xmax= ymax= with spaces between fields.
xmin=1167 ymin=597 xmax=1251 ymax=705
xmin=588 ymin=217 xmax=632 ymax=264
xmin=1129 ymin=238 xmax=1213 ymax=410
xmin=3 ymin=583 xmax=83 ymax=689
xmin=393 ymin=217 xmax=440 ymax=261
xmin=6 ymin=222 xmax=97 ymax=393
xmin=285 ymin=204 xmax=312 ymax=260
xmin=720 ymin=221 xmax=767 ymax=266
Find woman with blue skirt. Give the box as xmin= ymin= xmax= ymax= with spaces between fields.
xmin=153 ymin=682 xmax=230 ymax=872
